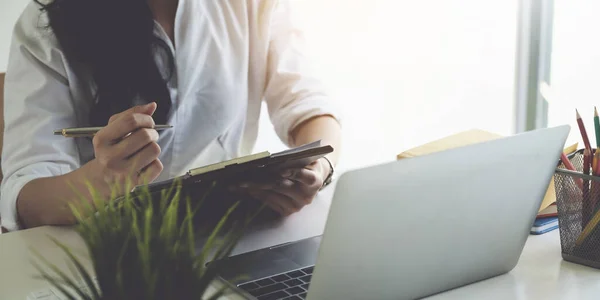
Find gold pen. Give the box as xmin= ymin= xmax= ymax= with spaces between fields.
xmin=54 ymin=125 xmax=173 ymax=137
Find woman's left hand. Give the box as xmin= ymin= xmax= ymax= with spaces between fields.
xmin=232 ymin=158 xmax=331 ymax=216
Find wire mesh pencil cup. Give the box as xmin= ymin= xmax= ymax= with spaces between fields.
xmin=554 ymin=149 xmax=600 ymax=268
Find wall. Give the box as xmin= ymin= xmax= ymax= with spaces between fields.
xmin=0 ymin=0 xmax=29 ymax=72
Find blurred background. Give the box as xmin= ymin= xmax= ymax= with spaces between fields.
xmin=1 ymin=0 xmax=597 ymax=172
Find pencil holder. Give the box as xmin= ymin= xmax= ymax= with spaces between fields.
xmin=554 ymin=149 xmax=600 ymax=269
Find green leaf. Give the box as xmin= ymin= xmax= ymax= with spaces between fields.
xmin=199 ymin=201 xmax=240 ymax=267
xmin=205 ymin=284 xmax=232 ymax=300
xmin=31 ymin=273 xmax=78 ymax=300
xmin=184 ymin=197 xmax=196 ymax=257
xmin=34 ymin=176 xmax=251 ymax=300
xmin=30 ymin=246 xmax=91 ymax=300
xmin=48 ymin=236 xmax=101 ymax=299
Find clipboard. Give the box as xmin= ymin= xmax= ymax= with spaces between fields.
xmin=91 ymin=140 xmax=333 ymax=233
xmin=132 ymin=140 xmax=334 ymax=194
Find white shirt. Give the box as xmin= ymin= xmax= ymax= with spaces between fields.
xmin=1 ymin=0 xmax=339 ymax=231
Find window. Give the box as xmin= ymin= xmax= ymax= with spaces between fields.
xmin=255 ymin=0 xmax=520 ymax=171
xmin=0 ymin=0 xmax=30 ymax=71
xmin=547 ymin=0 xmax=600 ymax=147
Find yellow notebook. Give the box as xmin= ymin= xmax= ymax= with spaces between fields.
xmin=396 ymin=129 xmax=577 ymax=212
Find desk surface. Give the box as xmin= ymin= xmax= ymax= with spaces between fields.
xmin=2 ymin=187 xmax=600 ymax=299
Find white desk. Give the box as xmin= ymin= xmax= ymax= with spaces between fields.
xmin=2 ymin=186 xmax=600 ymax=299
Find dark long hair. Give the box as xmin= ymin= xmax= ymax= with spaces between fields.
xmin=34 ymin=0 xmax=174 ymax=126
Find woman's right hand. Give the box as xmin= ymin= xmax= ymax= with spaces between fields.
xmin=88 ymin=102 xmax=164 ymax=196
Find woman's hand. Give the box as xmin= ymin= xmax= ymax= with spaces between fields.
xmin=87 ymin=102 xmax=164 ymax=196
xmin=15 ymin=102 xmax=164 ymax=228
xmin=234 ymin=158 xmax=332 ymax=216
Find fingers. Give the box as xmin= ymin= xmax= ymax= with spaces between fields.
xmin=245 ymin=189 xmax=300 ymax=216
xmin=234 ymin=168 xmax=322 ymax=207
xmin=114 ymin=128 xmax=159 ymax=159
xmin=108 ymin=102 xmax=157 ymax=124
xmin=87 ymin=103 xmax=163 ymax=196
xmin=239 ymin=168 xmax=322 ymax=189
xmin=228 ymin=166 xmax=325 ymax=217
xmin=137 ymin=159 xmax=163 ymax=185
xmin=130 ymin=142 xmax=162 ymax=174
xmin=236 ymin=177 xmax=314 ymax=214
xmin=96 ymin=103 xmax=157 ymax=146
xmin=250 ymin=178 xmax=301 ymax=200
xmin=96 ymin=113 xmax=156 ymax=145
xmin=280 ymin=168 xmax=322 ymax=187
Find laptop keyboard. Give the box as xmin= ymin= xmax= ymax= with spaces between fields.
xmin=237 ymin=266 xmax=314 ymax=300
xmin=27 ymin=267 xmax=314 ymax=300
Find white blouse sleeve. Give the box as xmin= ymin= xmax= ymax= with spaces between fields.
xmin=262 ymin=0 xmax=341 ymax=146
xmin=1 ymin=4 xmax=81 ymax=231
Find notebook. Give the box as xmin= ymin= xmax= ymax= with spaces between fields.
xmin=396 ymin=129 xmax=578 ymax=212
xmin=536 ymin=203 xmax=558 ymax=218
xmin=530 ymin=216 xmax=559 ymax=235
xmin=396 ymin=129 xmax=504 ymax=159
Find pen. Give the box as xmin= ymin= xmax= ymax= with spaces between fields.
xmin=54 ymin=125 xmax=173 ymax=137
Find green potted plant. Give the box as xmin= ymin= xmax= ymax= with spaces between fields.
xmin=31 ymin=179 xmax=259 ymax=300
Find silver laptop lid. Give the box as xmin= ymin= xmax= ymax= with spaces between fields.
xmin=307 ymin=125 xmax=570 ymax=300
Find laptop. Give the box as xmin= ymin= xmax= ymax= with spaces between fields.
xmin=214 ymin=125 xmax=570 ymax=300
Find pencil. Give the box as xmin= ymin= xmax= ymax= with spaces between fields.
xmin=584 ymin=149 xmax=592 ymax=175
xmin=593 ymin=154 xmax=600 ymax=215
xmin=560 ymin=152 xmax=576 ymax=170
xmin=583 ymin=148 xmax=593 ymax=226
xmin=54 ymin=125 xmax=173 ymax=137
xmin=561 ymin=152 xmax=583 ymax=190
xmin=577 ymin=208 xmax=600 ymax=246
xmin=577 ymin=109 xmax=593 ymax=152
xmin=595 ymin=107 xmax=600 ymax=149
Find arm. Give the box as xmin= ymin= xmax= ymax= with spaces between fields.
xmin=1 ymin=4 xmax=86 ymax=230
xmin=263 ymin=0 xmax=342 ymax=165
xmin=236 ymin=1 xmax=341 ymax=216
xmin=16 ymin=165 xmax=101 ymax=228
xmin=291 ymin=115 xmax=341 ymax=167
xmin=239 ymin=115 xmax=341 ymax=216
xmin=17 ymin=103 xmax=162 ymax=229
xmin=2 ymin=6 xmax=162 ymax=230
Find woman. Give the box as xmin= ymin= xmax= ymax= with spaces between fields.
xmin=1 ymin=0 xmax=341 ymax=231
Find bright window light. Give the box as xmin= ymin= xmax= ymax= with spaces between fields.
xmin=256 ymin=0 xmax=520 ymax=171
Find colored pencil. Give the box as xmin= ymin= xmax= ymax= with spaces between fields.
xmin=560 ymin=152 xmax=577 ymax=170
xmin=584 ymin=148 xmax=592 ymax=176
xmin=560 ymin=152 xmax=583 ymax=190
xmin=577 ymin=109 xmax=593 ymax=152
xmin=583 ymin=148 xmax=593 ymax=226
xmin=577 ymin=207 xmax=600 ymax=246
xmin=592 ymin=155 xmax=600 ymax=215
xmin=594 ymin=108 xmax=600 ymax=215
xmin=575 ymin=110 xmax=600 ymax=246
xmin=595 ymin=107 xmax=600 ymax=148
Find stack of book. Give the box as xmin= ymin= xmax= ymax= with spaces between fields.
xmin=530 ymin=203 xmax=558 ymax=235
